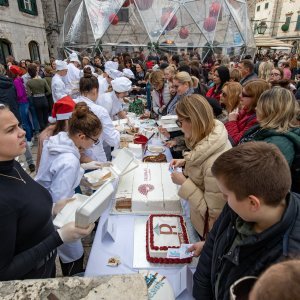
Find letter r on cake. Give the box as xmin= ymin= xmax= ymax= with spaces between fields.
xmin=159 ymin=224 xmax=177 ymax=235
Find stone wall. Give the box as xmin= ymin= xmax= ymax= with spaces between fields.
xmin=0 ymin=0 xmax=49 ymax=64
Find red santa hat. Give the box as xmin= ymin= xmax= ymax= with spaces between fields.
xmin=9 ymin=65 xmax=23 ymax=76
xmin=48 ymin=96 xmax=75 ymax=123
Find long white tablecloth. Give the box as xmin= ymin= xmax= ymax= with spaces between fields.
xmin=85 ymin=138 xmax=196 ymax=299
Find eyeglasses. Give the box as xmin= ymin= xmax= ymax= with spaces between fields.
xmin=270 ymin=73 xmax=281 ymax=77
xmin=86 ymin=134 xmax=100 ymax=145
xmin=176 ymin=119 xmax=187 ymax=128
xmin=241 ymin=92 xmax=251 ymax=98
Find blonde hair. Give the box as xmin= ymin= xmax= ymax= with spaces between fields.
xmin=222 ymin=82 xmax=242 ymax=113
xmin=164 ymin=65 xmax=176 ymax=76
xmin=243 ymin=79 xmax=270 ymax=112
xmin=230 ymin=68 xmax=242 ymax=82
xmin=176 ymin=94 xmax=215 ymax=149
xmin=259 ymin=61 xmax=274 ymax=82
xmin=149 ymin=70 xmax=164 ymax=86
xmin=174 ymin=71 xmax=198 ymax=88
xmin=256 ymin=87 xmax=299 ymax=132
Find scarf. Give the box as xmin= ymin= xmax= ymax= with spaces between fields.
xmin=166 ymin=87 xmax=194 ymax=115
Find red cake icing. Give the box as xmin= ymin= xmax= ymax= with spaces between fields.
xmin=146 ymin=214 xmax=192 ymax=264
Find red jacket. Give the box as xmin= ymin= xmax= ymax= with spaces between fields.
xmin=206 ymin=85 xmax=221 ymax=102
xmin=225 ymin=108 xmax=257 ymax=145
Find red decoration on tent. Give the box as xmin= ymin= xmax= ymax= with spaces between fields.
xmin=122 ymin=0 xmax=130 ymax=7
xmin=203 ymin=17 xmax=217 ymax=32
xmin=179 ymin=27 xmax=189 ymax=39
xmin=161 ymin=12 xmax=178 ymax=31
xmin=135 ymin=0 xmax=153 ymax=11
xmin=209 ymin=1 xmax=221 ymax=17
xmin=109 ymin=13 xmax=119 ymax=25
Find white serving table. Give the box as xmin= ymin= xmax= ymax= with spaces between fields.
xmin=85 ymin=138 xmax=197 ymax=299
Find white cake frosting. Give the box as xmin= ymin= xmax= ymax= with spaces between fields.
xmin=115 ymin=163 xmax=181 ymax=213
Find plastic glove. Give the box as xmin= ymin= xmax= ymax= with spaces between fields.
xmin=81 ymin=161 xmax=111 ymax=170
xmin=188 ymin=241 xmax=205 ymax=257
xmin=57 ymin=222 xmax=95 ymax=243
xmin=52 ymin=197 xmax=75 ymax=216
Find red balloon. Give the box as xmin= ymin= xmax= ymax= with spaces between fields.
xmin=209 ymin=1 xmax=221 ymax=17
xmin=135 ymin=0 xmax=153 ymax=11
xmin=161 ymin=12 xmax=178 ymax=31
xmin=122 ymin=0 xmax=130 ymax=7
xmin=109 ymin=13 xmax=119 ymax=25
xmin=203 ymin=17 xmax=217 ymax=32
xmin=179 ymin=27 xmax=189 ymax=39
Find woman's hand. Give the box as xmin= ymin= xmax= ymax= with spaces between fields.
xmin=158 ymin=126 xmax=170 ymax=138
xmin=164 ymin=140 xmax=177 ymax=148
xmin=169 ymin=159 xmax=185 ymax=168
xmin=57 ymin=222 xmax=95 ymax=243
xmin=52 ymin=197 xmax=75 ymax=216
xmin=188 ymin=241 xmax=205 ymax=257
xmin=171 ymin=171 xmax=186 ymax=185
xmin=228 ymin=111 xmax=239 ymax=121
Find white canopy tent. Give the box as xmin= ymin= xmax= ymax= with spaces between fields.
xmin=60 ymin=0 xmax=256 ymax=59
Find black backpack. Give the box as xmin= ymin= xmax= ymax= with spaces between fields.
xmin=291 ymin=147 xmax=300 ymax=194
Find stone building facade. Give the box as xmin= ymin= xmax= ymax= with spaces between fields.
xmin=253 ymin=0 xmax=300 ymax=52
xmin=40 ymin=0 xmax=70 ymax=59
xmin=0 ymin=0 xmax=49 ymax=64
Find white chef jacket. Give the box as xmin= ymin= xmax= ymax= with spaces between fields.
xmin=64 ymin=63 xmax=81 ymax=99
xmin=99 ymin=91 xmax=123 ymax=120
xmin=75 ymin=95 xmax=120 ymax=162
xmin=51 ymin=73 xmax=68 ymax=103
xmin=35 ymin=131 xmax=84 ymax=263
xmin=96 ymin=77 xmax=109 ymax=105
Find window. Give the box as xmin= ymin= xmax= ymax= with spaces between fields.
xmin=117 ymin=8 xmax=129 ymax=22
xmin=17 ymin=0 xmax=37 ymax=16
xmin=286 ymin=15 xmax=292 ymax=26
xmin=265 ymin=3 xmax=269 ymax=9
xmin=28 ymin=41 xmax=40 ymax=62
xmin=296 ymin=14 xmax=300 ymax=31
xmin=0 ymin=0 xmax=9 ymax=6
xmin=0 ymin=39 xmax=12 ymax=65
xmin=254 ymin=22 xmax=258 ymax=34
xmin=257 ymin=5 xmax=260 ymax=12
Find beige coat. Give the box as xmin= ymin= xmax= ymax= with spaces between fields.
xmin=178 ymin=120 xmax=232 ymax=236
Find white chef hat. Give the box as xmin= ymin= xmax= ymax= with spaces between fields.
xmin=69 ymin=52 xmax=81 ymax=64
xmin=55 ymin=60 xmax=68 ymax=71
xmin=122 ymin=68 xmax=135 ymax=79
xmin=111 ymin=77 xmax=132 ymax=93
xmin=107 ymin=68 xmax=123 ymax=79
xmin=104 ymin=61 xmax=119 ymax=72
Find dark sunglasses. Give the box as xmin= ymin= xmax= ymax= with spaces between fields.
xmin=86 ymin=134 xmax=100 ymax=145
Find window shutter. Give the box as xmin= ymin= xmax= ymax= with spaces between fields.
xmin=0 ymin=0 xmax=9 ymax=7
xmin=31 ymin=0 xmax=38 ymax=15
xmin=17 ymin=0 xmax=25 ymax=10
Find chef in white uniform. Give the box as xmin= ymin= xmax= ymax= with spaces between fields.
xmin=76 ymin=67 xmax=120 ymax=162
xmin=99 ymin=77 xmax=132 ymax=120
xmin=36 ymin=102 xmax=102 ymax=276
xmin=64 ymin=52 xmax=81 ymax=99
xmin=96 ymin=61 xmax=119 ymax=105
xmin=51 ymin=60 xmax=70 ymax=103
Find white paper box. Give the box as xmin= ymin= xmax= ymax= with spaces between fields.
xmin=53 ymin=194 xmax=89 ymax=228
xmin=111 ymin=148 xmax=139 ymax=176
xmin=160 ymin=115 xmax=178 ymax=124
xmin=161 ymin=123 xmax=180 ymax=132
xmin=75 ymin=180 xmax=115 ymax=228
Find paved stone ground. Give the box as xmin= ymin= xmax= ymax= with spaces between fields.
xmin=19 ymin=138 xmax=92 ymax=277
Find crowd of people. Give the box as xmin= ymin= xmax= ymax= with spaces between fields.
xmin=0 ymin=49 xmax=300 ymax=299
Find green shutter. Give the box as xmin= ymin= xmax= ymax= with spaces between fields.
xmin=17 ymin=0 xmax=25 ymax=10
xmin=296 ymin=15 xmax=300 ymax=31
xmin=0 ymin=0 xmax=9 ymax=6
xmin=31 ymin=0 xmax=38 ymax=15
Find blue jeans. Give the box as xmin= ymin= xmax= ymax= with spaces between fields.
xmin=19 ymin=102 xmax=33 ymax=141
xmin=28 ymin=96 xmax=40 ymax=133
